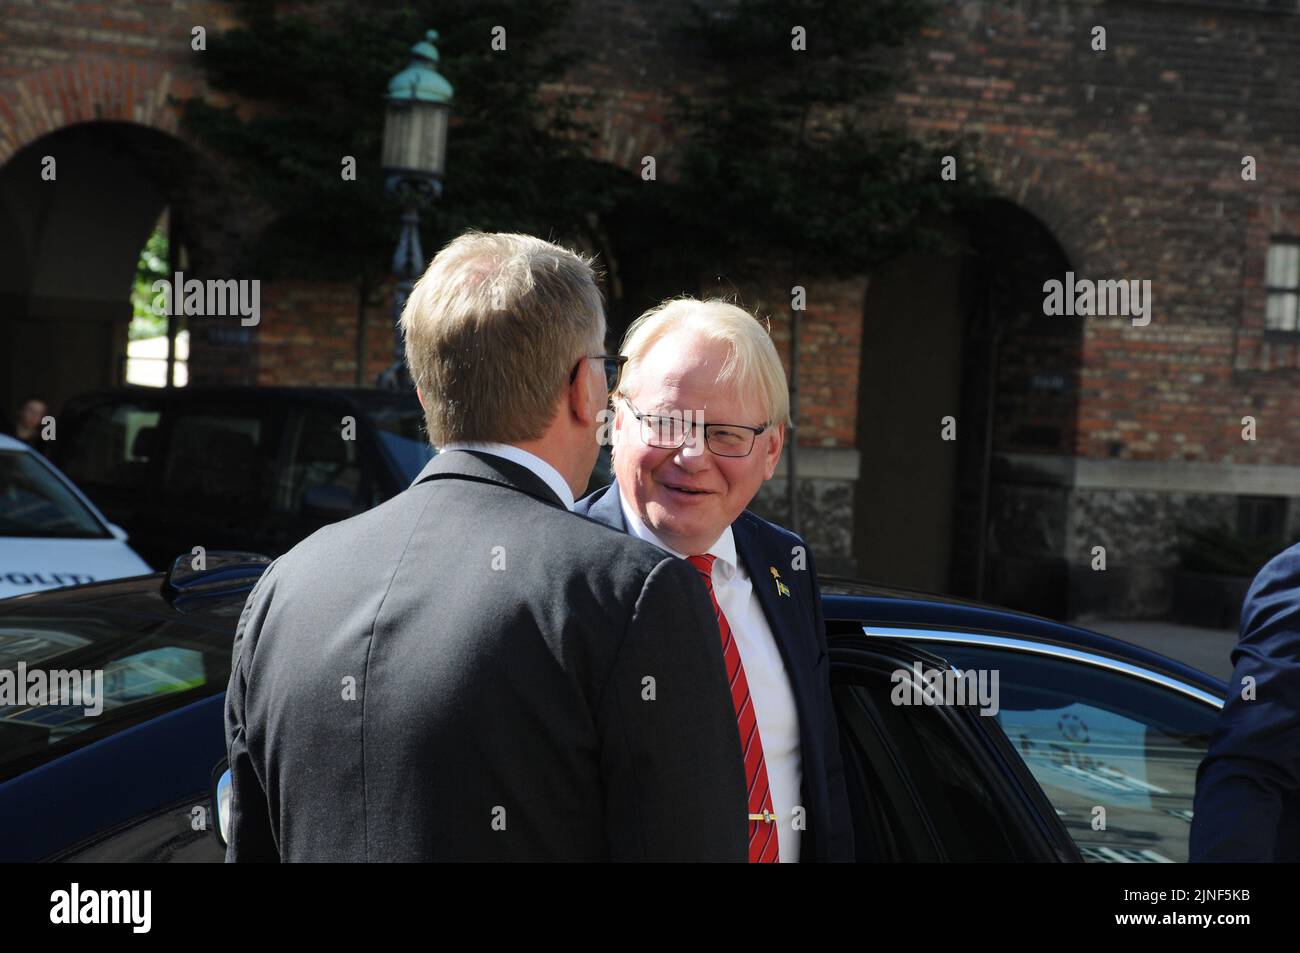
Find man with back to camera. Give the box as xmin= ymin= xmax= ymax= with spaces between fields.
xmin=224 ymin=232 xmax=749 ymax=861
xmin=575 ymin=297 xmax=855 ymax=862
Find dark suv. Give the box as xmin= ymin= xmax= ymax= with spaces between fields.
xmin=48 ymin=387 xmax=433 ymax=569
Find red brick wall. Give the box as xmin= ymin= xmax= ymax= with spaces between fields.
xmin=252 ymin=278 xmax=397 ymax=388
xmin=873 ymin=0 xmax=1300 ymax=467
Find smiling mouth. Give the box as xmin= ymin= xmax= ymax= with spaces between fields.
xmin=663 ymin=482 xmax=710 ymax=496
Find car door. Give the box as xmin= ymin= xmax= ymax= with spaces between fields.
xmin=866 ymin=625 xmax=1223 ymax=863
xmin=828 ymin=625 xmax=1080 ymax=861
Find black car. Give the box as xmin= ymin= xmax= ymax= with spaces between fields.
xmin=0 ymin=554 xmax=1226 ymax=863
xmin=48 ymin=387 xmax=434 ymax=569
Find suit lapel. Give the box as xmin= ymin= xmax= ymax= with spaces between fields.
xmin=584 ymin=481 xmax=628 ymax=531
xmin=732 ymin=515 xmax=820 ymax=674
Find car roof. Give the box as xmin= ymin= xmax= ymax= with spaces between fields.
xmin=0 ymin=433 xmax=33 ymax=452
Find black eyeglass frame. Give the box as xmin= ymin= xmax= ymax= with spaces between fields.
xmin=622 ymin=398 xmax=770 ymax=458
xmin=569 ymin=354 xmax=628 ymax=392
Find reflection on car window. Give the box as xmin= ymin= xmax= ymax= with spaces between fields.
xmin=911 ymin=641 xmax=1216 ymax=863
xmin=163 ymin=410 xmax=272 ymax=505
xmin=101 ymin=647 xmax=206 ymax=705
xmin=0 ymin=626 xmax=91 ymax=670
xmin=60 ymin=401 xmax=161 ymax=491
xmin=0 ymin=451 xmax=107 ymax=539
xmin=0 ymin=600 xmax=232 ymax=781
xmin=277 ymin=408 xmax=363 ymax=514
xmin=835 ymin=676 xmax=1023 ymax=861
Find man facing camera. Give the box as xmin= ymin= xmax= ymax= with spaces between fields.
xmin=576 ymin=297 xmax=854 ymax=862
xmin=224 ymin=233 xmax=748 ymax=861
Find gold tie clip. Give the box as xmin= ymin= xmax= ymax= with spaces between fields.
xmin=748 ymin=811 xmax=778 ymax=823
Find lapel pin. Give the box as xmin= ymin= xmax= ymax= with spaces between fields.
xmin=769 ymin=566 xmax=791 ymax=598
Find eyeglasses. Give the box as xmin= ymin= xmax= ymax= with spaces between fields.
xmin=569 ymin=354 xmax=628 ymax=393
xmin=623 ymin=399 xmax=769 ymax=458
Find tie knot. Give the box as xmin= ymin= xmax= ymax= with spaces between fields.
xmin=686 ymin=553 xmax=716 ymax=583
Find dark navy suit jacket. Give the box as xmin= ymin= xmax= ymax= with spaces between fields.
xmin=575 ymin=481 xmax=855 ymax=861
xmin=1190 ymin=542 xmax=1300 ymax=861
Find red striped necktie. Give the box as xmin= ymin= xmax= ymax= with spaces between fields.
xmin=687 ymin=553 xmax=779 ymax=863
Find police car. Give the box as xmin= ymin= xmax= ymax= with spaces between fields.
xmin=0 ymin=433 xmax=151 ymax=599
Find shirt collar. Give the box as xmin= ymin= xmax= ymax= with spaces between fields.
xmin=616 ymin=485 xmax=738 ymax=579
xmin=437 ymin=442 xmax=575 ymax=511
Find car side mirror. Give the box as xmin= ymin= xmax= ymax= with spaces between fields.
xmin=211 ymin=761 xmax=231 ymax=849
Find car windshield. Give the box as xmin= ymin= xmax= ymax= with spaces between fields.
xmin=367 ymin=404 xmax=435 ymax=482
xmin=0 ymin=450 xmax=107 ymax=539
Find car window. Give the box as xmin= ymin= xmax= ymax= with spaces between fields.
xmin=909 ymin=639 xmax=1217 ymax=863
xmin=831 ymin=646 xmax=1039 ymax=861
xmin=59 ymin=400 xmax=161 ymax=492
xmin=275 ymin=407 xmax=364 ymax=514
xmin=367 ymin=404 xmax=434 ymax=483
xmin=0 ymin=450 xmax=108 ymax=539
xmin=162 ymin=408 xmax=275 ymax=506
xmin=0 ymin=595 xmax=233 ymax=782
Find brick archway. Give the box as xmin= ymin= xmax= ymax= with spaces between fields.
xmin=977 ymin=144 xmax=1098 ymax=282
xmin=0 ymin=59 xmax=203 ymax=168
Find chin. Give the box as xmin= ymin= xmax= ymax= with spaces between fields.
xmin=647 ymin=510 xmax=711 ymax=547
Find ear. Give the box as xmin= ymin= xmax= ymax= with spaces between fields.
xmin=415 ymin=386 xmax=426 ymax=411
xmin=762 ymin=422 xmax=785 ymax=481
xmin=569 ymin=359 xmax=602 ymax=426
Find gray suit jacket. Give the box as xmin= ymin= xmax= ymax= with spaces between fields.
xmin=225 ymin=449 xmax=749 ymax=861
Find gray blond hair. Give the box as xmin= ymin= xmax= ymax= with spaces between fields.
xmin=400 ymin=231 xmax=605 ymax=445
xmin=613 ymin=297 xmax=791 ymax=427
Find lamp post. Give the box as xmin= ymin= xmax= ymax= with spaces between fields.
xmin=377 ymin=29 xmax=453 ymax=391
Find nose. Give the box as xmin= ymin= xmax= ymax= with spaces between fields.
xmin=673 ymin=430 xmax=710 ymax=470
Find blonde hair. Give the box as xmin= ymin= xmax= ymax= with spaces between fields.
xmin=400 ymin=231 xmax=604 ymax=445
xmin=613 ymin=297 xmax=790 ymax=427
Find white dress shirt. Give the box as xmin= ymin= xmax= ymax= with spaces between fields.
xmin=437 ymin=442 xmax=575 ymax=511
xmin=618 ymin=492 xmax=803 ymax=862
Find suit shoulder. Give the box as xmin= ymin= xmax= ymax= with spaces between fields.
xmin=736 ymin=509 xmax=806 ymax=550
xmin=1241 ymin=542 xmax=1300 ymax=634
xmin=567 ymin=508 xmax=676 ymax=567
xmin=1251 ymin=542 xmax=1300 ymax=593
xmin=265 ymin=485 xmax=430 ymax=576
